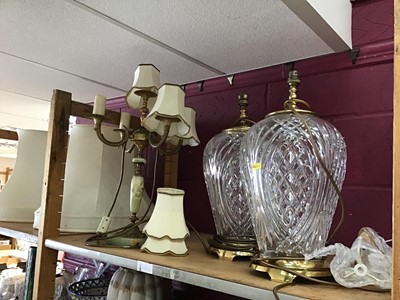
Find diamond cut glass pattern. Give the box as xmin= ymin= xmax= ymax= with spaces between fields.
xmin=203 ymin=130 xmax=254 ymax=236
xmin=241 ymin=113 xmax=346 ymax=257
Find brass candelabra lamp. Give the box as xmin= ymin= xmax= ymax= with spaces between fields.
xmin=87 ymin=64 xmax=199 ymax=248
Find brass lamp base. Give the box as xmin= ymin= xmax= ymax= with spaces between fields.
xmin=209 ymin=246 xmax=254 ymax=261
xmin=250 ymin=257 xmax=332 ymax=283
xmin=104 ymin=234 xmax=146 ymax=248
xmin=104 ymin=225 xmax=146 ymax=248
xmin=87 ymin=224 xmax=146 ymax=249
xmin=208 ymin=235 xmax=257 ymax=261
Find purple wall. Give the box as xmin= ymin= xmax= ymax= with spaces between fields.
xmin=179 ymin=0 xmax=394 ymax=246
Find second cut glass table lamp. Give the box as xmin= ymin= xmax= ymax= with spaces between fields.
xmin=203 ymin=94 xmax=257 ymax=261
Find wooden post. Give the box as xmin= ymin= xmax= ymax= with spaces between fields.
xmin=163 ymin=143 xmax=179 ymax=188
xmin=393 ymin=0 xmax=400 ymax=298
xmin=5 ymin=168 xmax=12 ymax=183
xmin=0 ymin=129 xmax=18 ymax=141
xmin=32 ymin=90 xmax=71 ymax=299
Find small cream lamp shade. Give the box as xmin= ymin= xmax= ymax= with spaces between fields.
xmin=125 ymin=64 xmax=160 ymax=110
xmin=143 ymin=84 xmax=190 ymax=137
xmin=169 ymin=107 xmax=200 ymax=147
xmin=141 ymin=188 xmax=189 ymax=256
xmin=0 ymin=130 xmax=47 ymax=222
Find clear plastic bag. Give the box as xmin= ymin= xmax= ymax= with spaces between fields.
xmin=305 ymin=227 xmax=392 ymax=290
xmin=0 ymin=268 xmax=25 ymax=300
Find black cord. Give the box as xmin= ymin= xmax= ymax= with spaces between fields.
xmin=185 ymin=221 xmax=211 ymax=254
xmin=285 ymin=99 xmax=346 ymax=244
xmin=273 ymin=282 xmax=296 ymax=300
xmin=85 ymin=147 xmax=159 ymax=247
xmin=107 ymin=143 xmax=127 ymax=217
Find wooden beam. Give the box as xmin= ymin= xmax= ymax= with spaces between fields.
xmin=393 ymin=0 xmax=400 ymax=298
xmin=33 ymin=90 xmax=71 ymax=300
xmin=0 ymin=130 xmax=18 ymax=141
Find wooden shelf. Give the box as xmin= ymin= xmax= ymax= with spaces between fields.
xmin=0 ymin=222 xmax=38 ymax=244
xmin=45 ymin=233 xmax=390 ymax=300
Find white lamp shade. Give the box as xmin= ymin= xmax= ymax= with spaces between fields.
xmin=141 ymin=236 xmax=189 ymax=256
xmin=142 ymin=188 xmax=189 ymax=239
xmin=0 ymin=130 xmax=47 ymax=222
xmin=143 ymin=85 xmax=190 ymax=137
xmin=169 ymin=107 xmax=200 ymax=147
xmin=60 ymin=125 xmax=135 ymax=232
xmin=126 ymin=64 xmax=160 ymax=110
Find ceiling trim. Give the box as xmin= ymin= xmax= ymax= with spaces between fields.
xmin=67 ymin=0 xmax=226 ymax=75
xmin=0 ymin=50 xmax=128 ymax=94
xmin=282 ymin=0 xmax=351 ymax=52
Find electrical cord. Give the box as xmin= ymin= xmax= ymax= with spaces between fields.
xmin=208 ymin=235 xmax=258 ymax=252
xmin=185 ymin=221 xmax=211 ymax=254
xmin=272 ymin=282 xmax=295 ymax=300
xmin=258 ymin=99 xmax=346 ymax=299
xmin=85 ymin=147 xmax=159 ymax=247
xmin=107 ymin=142 xmax=127 ymax=217
xmin=284 ymin=99 xmax=345 ymax=243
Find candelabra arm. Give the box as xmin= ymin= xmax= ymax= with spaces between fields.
xmin=148 ymin=123 xmax=171 ymax=149
xmin=158 ymin=139 xmax=183 ymax=155
xmin=90 ymin=114 xmax=130 ymax=147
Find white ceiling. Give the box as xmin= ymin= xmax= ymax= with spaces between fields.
xmin=0 ymin=0 xmax=352 ymax=132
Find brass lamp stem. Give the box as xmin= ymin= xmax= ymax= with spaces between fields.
xmin=287 ymin=70 xmax=301 ymax=109
xmin=234 ymin=94 xmax=255 ymax=128
xmin=238 ymin=94 xmax=249 ymax=124
xmin=140 ymin=94 xmax=150 ymax=125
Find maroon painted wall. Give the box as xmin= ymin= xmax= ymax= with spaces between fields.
xmin=179 ymin=0 xmax=394 ymax=247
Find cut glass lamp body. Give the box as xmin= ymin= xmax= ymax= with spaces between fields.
xmin=203 ymin=128 xmax=254 ymax=237
xmin=241 ymin=111 xmax=346 ymax=258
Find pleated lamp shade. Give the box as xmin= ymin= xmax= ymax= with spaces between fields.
xmin=125 ymin=64 xmax=160 ymax=110
xmin=141 ymin=188 xmax=189 ymax=256
xmin=143 ymin=84 xmax=190 ymax=137
xmin=60 ymin=124 xmax=135 ymax=232
xmin=0 ymin=129 xmax=47 ymax=222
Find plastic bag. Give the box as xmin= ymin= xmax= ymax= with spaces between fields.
xmin=305 ymin=227 xmax=391 ymax=290
xmin=0 ymin=268 xmax=25 ymax=300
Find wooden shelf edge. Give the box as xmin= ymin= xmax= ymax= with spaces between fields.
xmin=44 ymin=234 xmax=390 ymax=300
xmin=0 ymin=222 xmax=38 ymax=244
xmin=45 ymin=238 xmax=302 ymax=300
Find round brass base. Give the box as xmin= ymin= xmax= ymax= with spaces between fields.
xmin=251 ymin=258 xmax=331 ymax=283
xmin=209 ymin=246 xmax=254 ymax=262
xmin=208 ymin=235 xmax=257 ymax=261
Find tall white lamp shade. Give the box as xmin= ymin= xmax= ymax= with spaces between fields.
xmin=60 ymin=125 xmax=136 ymax=232
xmin=0 ymin=130 xmax=47 ymax=222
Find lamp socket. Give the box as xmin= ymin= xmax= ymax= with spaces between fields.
xmin=96 ymin=216 xmax=111 ymax=233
